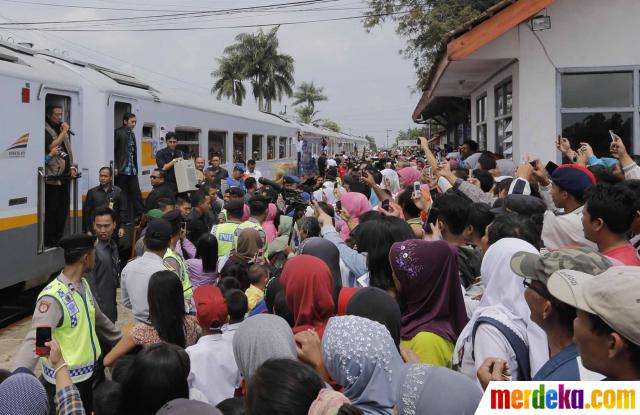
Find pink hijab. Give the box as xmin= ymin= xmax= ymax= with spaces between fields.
xmin=398 ymin=167 xmax=421 ymax=188
xmin=339 ymin=192 xmax=372 ymax=240
xmin=262 ymin=203 xmax=278 ymax=243
xmin=242 ymin=204 xmax=251 ymax=221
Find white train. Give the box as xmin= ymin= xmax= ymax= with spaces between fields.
xmin=0 ymin=40 xmax=368 ymax=290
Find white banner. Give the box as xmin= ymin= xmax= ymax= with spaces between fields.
xmin=476 ymin=382 xmax=639 ymax=414
xmin=397 ymin=139 xmax=417 ymax=147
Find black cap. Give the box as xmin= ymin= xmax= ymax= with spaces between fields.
xmin=145 ymin=219 xmax=172 ymax=242
xmin=491 ymin=194 xmax=547 ymax=216
xmin=59 ymin=234 xmax=96 ymax=254
xmin=226 ymin=187 xmax=245 ymax=197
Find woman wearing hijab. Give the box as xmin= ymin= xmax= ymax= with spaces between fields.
xmin=280 ymin=255 xmax=334 ymax=337
xmin=322 ymin=315 xmax=404 ymax=415
xmin=262 ymin=203 xmax=278 ymax=243
xmin=396 ymin=364 xmax=482 ymax=415
xmin=219 ymin=228 xmax=263 ymax=290
xmin=453 ymin=238 xmax=549 ymax=382
xmin=397 ymin=167 xmax=421 ymax=189
xmin=232 ymin=314 xmax=297 ymax=380
xmin=380 ymin=169 xmax=401 ymax=196
xmin=266 ymin=215 xmax=294 ymax=271
xmin=338 ymin=192 xmax=372 ymax=240
xmin=300 ymin=237 xmax=343 ymax=310
xmin=345 ymin=287 xmax=401 ymax=351
xmin=0 ymin=371 xmax=49 ymax=415
xmin=389 ymin=240 xmax=468 ymax=367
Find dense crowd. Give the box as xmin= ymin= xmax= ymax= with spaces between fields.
xmin=4 ymin=118 xmax=640 ymax=415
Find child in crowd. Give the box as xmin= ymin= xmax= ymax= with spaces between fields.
xmin=245 ymin=264 xmax=269 ymax=312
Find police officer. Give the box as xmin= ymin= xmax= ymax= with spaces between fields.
xmin=12 ymin=234 xmax=121 ymax=413
xmin=236 ymin=195 xmax=269 ymax=250
xmin=211 ymin=200 xmax=244 ymax=257
xmin=162 ymin=210 xmax=195 ymax=314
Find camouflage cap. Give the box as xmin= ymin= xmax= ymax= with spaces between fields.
xmin=510 ymin=247 xmax=612 ymax=285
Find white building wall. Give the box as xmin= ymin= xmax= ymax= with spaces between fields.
xmin=466 ymin=0 xmax=640 ymax=162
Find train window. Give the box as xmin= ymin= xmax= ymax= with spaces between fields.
xmin=233 ymin=133 xmax=247 ymax=162
xmin=251 ymin=134 xmax=263 ymax=161
xmin=208 ymin=131 xmax=226 ymax=163
xmin=279 ymin=137 xmax=287 ymax=159
xmin=175 ymin=129 xmax=200 ymax=158
xmin=267 ymin=136 xmax=276 ymax=160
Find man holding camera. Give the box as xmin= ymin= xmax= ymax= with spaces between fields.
xmin=44 ymin=105 xmax=76 ymax=247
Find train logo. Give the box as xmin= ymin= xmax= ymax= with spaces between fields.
xmin=2 ymin=133 xmax=29 ymax=159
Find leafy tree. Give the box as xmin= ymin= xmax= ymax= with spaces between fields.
xmin=364 ymin=0 xmax=500 ymax=87
xmin=395 ymin=127 xmax=423 ymax=143
xmin=365 ymin=135 xmax=378 ymax=151
xmin=211 ymin=54 xmax=246 ymax=106
xmin=292 ymin=81 xmax=328 ymax=113
xmin=215 ymin=26 xmax=295 ymax=111
xmin=321 ymin=120 xmax=340 ymax=132
xmin=295 ymin=104 xmax=319 ymax=124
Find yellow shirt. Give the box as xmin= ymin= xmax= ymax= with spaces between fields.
xmin=245 ymin=284 xmax=264 ymax=312
xmin=400 ymin=331 xmax=454 ymax=368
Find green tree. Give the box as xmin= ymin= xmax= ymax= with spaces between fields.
xmin=364 ymin=0 xmax=499 ymax=87
xmin=292 ymin=81 xmax=328 ymax=113
xmin=211 ymin=54 xmax=246 ymax=106
xmin=365 ymin=135 xmax=378 ymax=151
xmin=223 ymin=26 xmax=295 ymax=112
xmin=295 ymin=104 xmax=319 ymax=124
xmin=321 ymin=120 xmax=340 ymax=132
xmin=395 ymin=127 xmax=423 ymax=144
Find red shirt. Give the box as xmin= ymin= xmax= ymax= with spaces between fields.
xmin=603 ymin=244 xmax=640 ymax=266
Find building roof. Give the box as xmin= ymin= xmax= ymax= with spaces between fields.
xmin=412 ymin=0 xmax=555 ymax=122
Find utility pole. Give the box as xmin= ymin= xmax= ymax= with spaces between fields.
xmin=385 ymin=129 xmax=392 ymax=148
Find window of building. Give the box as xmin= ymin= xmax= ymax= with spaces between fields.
xmin=495 ymin=79 xmax=513 ymax=158
xmin=476 ymin=95 xmax=487 ymax=151
xmin=251 ymin=134 xmax=263 ymax=161
xmin=233 ymin=133 xmax=247 ymax=162
xmin=208 ymin=131 xmax=226 ymax=162
xmin=175 ymin=129 xmax=200 ymax=158
xmin=560 ymin=71 xmax=635 ymax=156
xmin=279 ymin=137 xmax=287 ymax=159
xmin=267 ymin=136 xmax=276 ymax=160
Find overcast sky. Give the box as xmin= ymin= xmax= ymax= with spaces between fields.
xmin=0 ymin=0 xmax=418 ymax=146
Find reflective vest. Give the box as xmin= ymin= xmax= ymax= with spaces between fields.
xmin=163 ymin=248 xmax=195 ymax=314
xmin=236 ymin=220 xmax=268 ymax=258
xmin=211 ymin=221 xmax=242 ymax=257
xmin=38 ymin=277 xmax=100 ymax=384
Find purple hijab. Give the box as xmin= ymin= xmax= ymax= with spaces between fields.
xmin=389 ymin=240 xmax=468 ymax=342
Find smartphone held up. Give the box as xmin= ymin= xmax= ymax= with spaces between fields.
xmin=36 ymin=326 xmax=52 ymax=356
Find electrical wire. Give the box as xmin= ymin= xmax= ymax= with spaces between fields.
xmin=0 ymin=11 xmax=412 ymax=31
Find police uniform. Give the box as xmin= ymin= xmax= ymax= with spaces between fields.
xmin=163 ymin=248 xmax=195 ymax=314
xmin=236 ymin=218 xmax=267 ymax=253
xmin=211 ymin=219 xmax=242 ymax=257
xmin=12 ymin=235 xmax=121 ymax=414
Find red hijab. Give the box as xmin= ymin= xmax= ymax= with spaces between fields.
xmin=280 ymin=255 xmax=335 ymax=337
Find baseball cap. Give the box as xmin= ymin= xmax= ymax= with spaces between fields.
xmin=547 ymin=266 xmax=640 ymax=346
xmin=233 ymin=163 xmax=246 ymax=173
xmin=283 ymin=175 xmax=300 ymax=184
xmin=146 ymin=208 xmax=164 ymax=221
xmin=551 ymin=164 xmax=596 ymax=200
xmin=144 ymin=219 xmax=172 ymax=243
xmin=194 ymin=285 xmax=228 ymax=329
xmin=511 ymin=247 xmax=612 ymax=285
xmin=490 ymin=194 xmax=547 ymax=216
xmin=156 ymin=399 xmax=222 ymax=415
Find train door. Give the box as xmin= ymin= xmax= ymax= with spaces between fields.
xmin=38 ymin=90 xmax=81 ymax=252
xmin=233 ymin=132 xmax=247 ymax=162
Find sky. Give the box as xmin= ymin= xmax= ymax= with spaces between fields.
xmin=0 ymin=0 xmax=419 ymax=146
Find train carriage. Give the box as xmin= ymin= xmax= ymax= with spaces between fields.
xmin=0 ymin=40 xmax=367 ymax=290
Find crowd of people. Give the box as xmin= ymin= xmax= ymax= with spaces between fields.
xmin=5 ymin=118 xmax=640 ymax=414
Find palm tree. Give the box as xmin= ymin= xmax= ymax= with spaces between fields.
xmin=292 ymin=81 xmax=327 ymax=112
xmin=224 ymin=27 xmax=295 ymax=112
xmin=295 ymin=104 xmax=319 ymax=124
xmin=211 ymin=55 xmax=246 ymax=106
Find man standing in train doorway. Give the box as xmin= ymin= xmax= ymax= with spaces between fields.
xmin=114 ymin=113 xmax=144 ymax=223
xmin=44 ymin=105 xmax=76 ymax=247
xmin=156 ymin=132 xmax=184 ymax=193
xmin=296 ymin=131 xmax=304 ymax=175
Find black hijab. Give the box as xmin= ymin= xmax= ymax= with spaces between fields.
xmin=345 ymin=287 xmax=402 ymax=351
xmin=300 ymin=237 xmax=342 ymax=309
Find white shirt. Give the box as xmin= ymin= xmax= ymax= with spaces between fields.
xmin=459 ymin=324 xmax=520 ymax=384
xmin=121 ymin=251 xmax=167 ymax=323
xmin=296 ymin=140 xmax=304 ymax=153
xmin=542 ymin=206 xmax=596 ymax=251
xmin=247 ymin=169 xmax=262 ymax=181
xmin=186 ymin=333 xmax=241 ymax=406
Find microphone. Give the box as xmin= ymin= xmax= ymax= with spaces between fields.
xmin=68 ymin=130 xmax=75 ymax=136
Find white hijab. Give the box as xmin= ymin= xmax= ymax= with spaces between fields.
xmin=453 ymin=238 xmax=549 ymax=376
xmin=380 ymin=169 xmax=401 ymax=195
